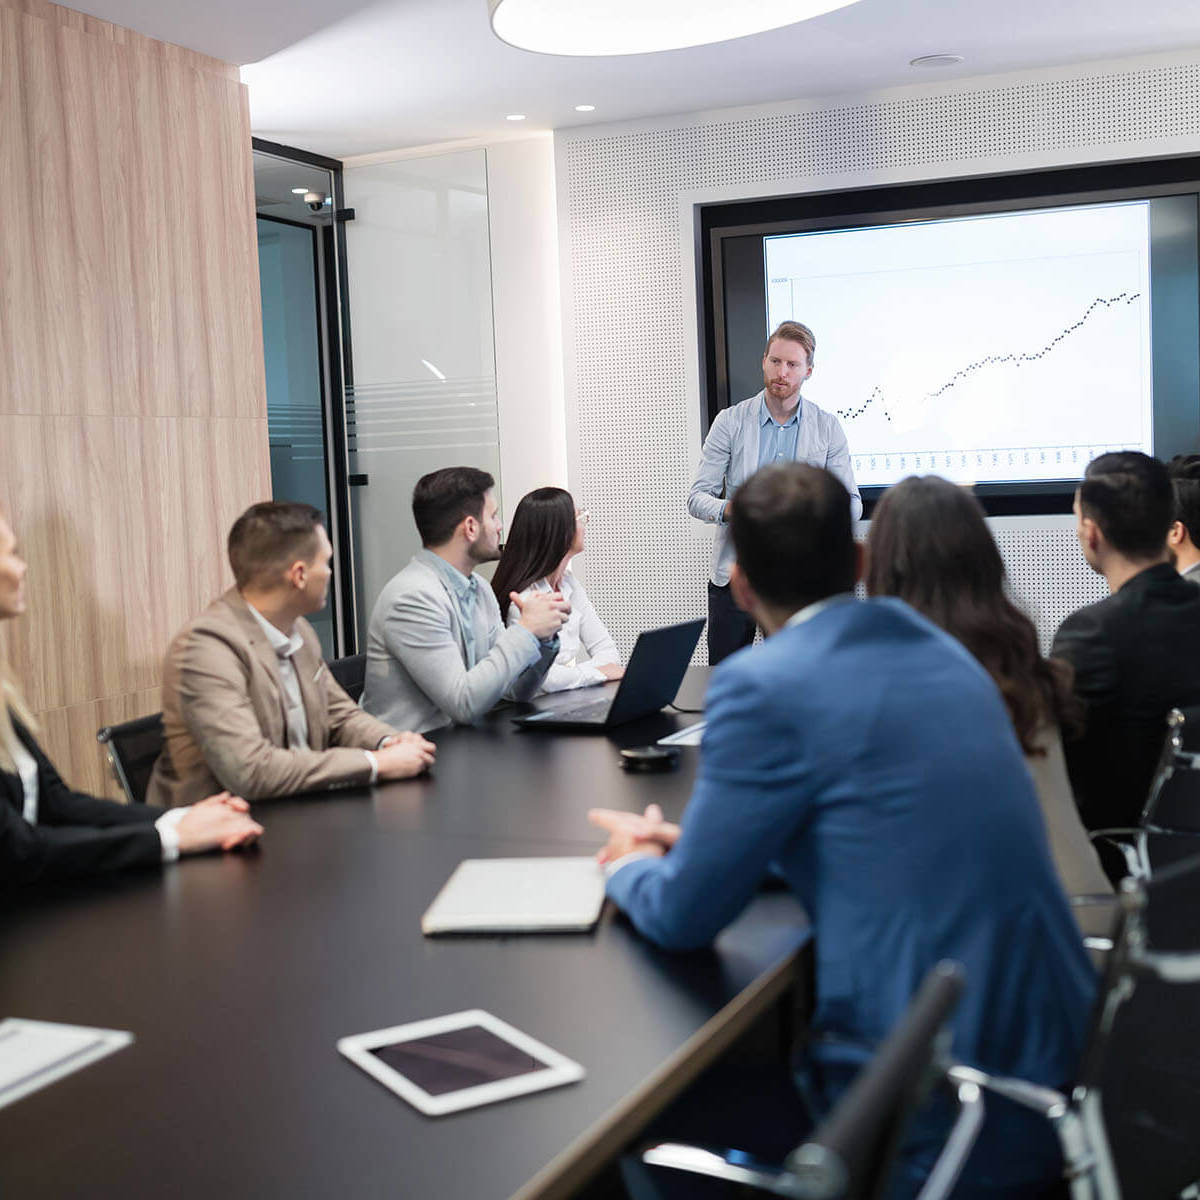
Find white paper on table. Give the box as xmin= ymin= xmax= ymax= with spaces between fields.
xmin=0 ymin=1018 xmax=133 ymax=1110
xmin=657 ymin=721 xmax=706 ymax=747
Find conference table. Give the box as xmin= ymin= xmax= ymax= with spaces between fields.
xmin=0 ymin=670 xmax=810 ymax=1199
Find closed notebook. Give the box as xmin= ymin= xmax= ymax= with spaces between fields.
xmin=421 ymin=858 xmax=606 ymax=934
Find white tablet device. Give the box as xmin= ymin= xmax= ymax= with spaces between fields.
xmin=337 ymin=1009 xmax=584 ymax=1116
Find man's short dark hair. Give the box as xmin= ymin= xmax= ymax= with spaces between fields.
xmin=412 ymin=467 xmax=495 ymax=547
xmin=1079 ymin=451 xmax=1172 ymax=560
xmin=729 ymin=463 xmax=856 ymax=608
xmin=228 ymin=502 xmax=324 ymax=590
xmin=1168 ymin=455 xmax=1200 ymax=546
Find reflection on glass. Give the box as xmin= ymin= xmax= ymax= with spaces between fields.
xmin=343 ymin=149 xmax=502 ymax=644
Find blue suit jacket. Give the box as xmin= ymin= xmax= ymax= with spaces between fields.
xmin=608 ymin=597 xmax=1096 ymax=1131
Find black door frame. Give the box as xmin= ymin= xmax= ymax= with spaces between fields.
xmin=252 ymin=137 xmax=359 ymax=655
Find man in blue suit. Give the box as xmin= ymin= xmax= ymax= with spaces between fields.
xmin=592 ymin=463 xmax=1096 ymax=1197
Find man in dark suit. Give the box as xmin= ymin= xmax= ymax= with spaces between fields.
xmin=1167 ymin=454 xmax=1200 ymax=587
xmin=1053 ymin=451 xmax=1200 ymax=831
xmin=592 ymin=463 xmax=1095 ymax=1197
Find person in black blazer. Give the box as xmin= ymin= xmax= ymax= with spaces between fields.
xmin=1052 ymin=452 xmax=1200 ymax=831
xmin=0 ymin=513 xmax=262 ymax=887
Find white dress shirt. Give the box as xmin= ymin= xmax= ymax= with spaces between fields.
xmin=247 ymin=604 xmax=379 ymax=783
xmin=507 ymin=569 xmax=619 ymax=694
xmin=248 ymin=604 xmax=309 ymax=749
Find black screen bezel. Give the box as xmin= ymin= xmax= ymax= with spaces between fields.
xmin=698 ymin=156 xmax=1200 ymax=516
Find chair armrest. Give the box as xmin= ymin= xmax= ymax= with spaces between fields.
xmin=640 ymin=1141 xmax=834 ymax=1198
xmin=945 ymin=1065 xmax=1067 ymax=1119
xmin=1088 ymin=829 xmax=1149 ymax=881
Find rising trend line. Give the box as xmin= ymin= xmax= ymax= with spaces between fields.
xmin=834 ymin=291 xmax=1141 ymax=424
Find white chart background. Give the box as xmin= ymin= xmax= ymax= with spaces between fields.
xmin=765 ymin=202 xmax=1154 ymax=487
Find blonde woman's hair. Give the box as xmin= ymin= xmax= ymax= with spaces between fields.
xmin=0 ymin=655 xmax=38 ymax=775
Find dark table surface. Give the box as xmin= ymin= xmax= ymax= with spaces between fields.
xmin=0 ymin=671 xmax=808 ymax=1199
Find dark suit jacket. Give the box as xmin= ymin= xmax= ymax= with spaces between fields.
xmin=1 ymin=717 xmax=162 ymax=886
xmin=1052 ymin=562 xmax=1200 ymax=830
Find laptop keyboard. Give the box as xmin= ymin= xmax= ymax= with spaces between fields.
xmin=554 ymin=698 xmax=613 ymax=722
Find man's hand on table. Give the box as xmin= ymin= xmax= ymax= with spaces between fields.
xmin=588 ymin=803 xmax=681 ymax=865
xmin=376 ymin=734 xmax=436 ymax=778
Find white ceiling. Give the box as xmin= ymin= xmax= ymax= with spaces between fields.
xmin=70 ymin=0 xmax=1200 ymax=160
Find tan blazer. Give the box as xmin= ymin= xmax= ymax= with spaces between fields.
xmin=147 ymin=589 xmax=395 ymax=808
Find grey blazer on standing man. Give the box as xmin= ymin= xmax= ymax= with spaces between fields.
xmin=688 ymin=391 xmax=863 ymax=586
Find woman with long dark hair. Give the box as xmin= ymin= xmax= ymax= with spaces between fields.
xmin=492 ymin=487 xmax=623 ymax=693
xmin=866 ymin=475 xmax=1112 ymax=909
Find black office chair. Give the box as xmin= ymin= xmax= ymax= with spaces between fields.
xmin=96 ymin=712 xmax=164 ymax=806
xmin=1091 ymin=705 xmax=1200 ymax=881
xmin=327 ymin=654 xmax=367 ymax=703
xmin=947 ymin=852 xmax=1200 ymax=1200
xmin=640 ymin=961 xmax=980 ymax=1200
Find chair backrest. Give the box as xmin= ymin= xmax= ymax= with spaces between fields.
xmin=96 ymin=712 xmax=164 ymax=806
xmin=1141 ymin=707 xmax=1200 ymax=832
xmin=1097 ymin=853 xmax=1200 ymax=1197
xmin=327 ymin=654 xmax=367 ymax=703
xmin=785 ymin=962 xmax=965 ymax=1200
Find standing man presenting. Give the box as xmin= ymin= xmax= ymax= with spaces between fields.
xmin=689 ymin=321 xmax=861 ymax=663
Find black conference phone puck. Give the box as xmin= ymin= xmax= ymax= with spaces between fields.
xmin=619 ymin=745 xmax=680 ymax=773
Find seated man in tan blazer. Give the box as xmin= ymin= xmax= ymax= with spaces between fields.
xmin=148 ymin=503 xmax=434 ymax=807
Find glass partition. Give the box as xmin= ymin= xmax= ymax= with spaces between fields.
xmin=342 ymin=149 xmax=501 ymax=643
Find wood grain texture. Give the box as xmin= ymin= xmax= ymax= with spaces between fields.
xmin=38 ymin=688 xmax=162 ymax=800
xmin=0 ymin=0 xmax=240 ymax=80
xmin=0 ymin=4 xmax=269 ymax=798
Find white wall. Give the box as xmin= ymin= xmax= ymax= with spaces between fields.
xmin=553 ymin=49 xmax=1200 ymax=658
xmin=486 ymin=136 xmax=569 ymax=509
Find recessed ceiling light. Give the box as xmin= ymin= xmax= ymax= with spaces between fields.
xmin=506 ymin=113 xmax=527 ymax=121
xmin=909 ymin=53 xmax=963 ymax=68
xmin=489 ymin=0 xmax=862 ymax=56
xmin=575 ymin=104 xmax=596 ymax=112
xmin=291 ymin=187 xmax=308 ymax=194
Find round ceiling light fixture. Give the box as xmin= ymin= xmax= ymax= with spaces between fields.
xmin=489 ymin=0 xmax=862 ymax=56
xmin=909 ymin=53 xmax=964 ymax=68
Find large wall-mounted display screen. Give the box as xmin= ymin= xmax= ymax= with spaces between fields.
xmin=701 ymin=159 xmax=1200 ymax=512
xmin=763 ymin=202 xmax=1152 ymax=488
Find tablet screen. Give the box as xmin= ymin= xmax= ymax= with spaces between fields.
xmin=369 ymin=1024 xmax=549 ymax=1096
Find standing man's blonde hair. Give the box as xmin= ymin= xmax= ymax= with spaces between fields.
xmin=764 ymin=321 xmax=816 ymax=362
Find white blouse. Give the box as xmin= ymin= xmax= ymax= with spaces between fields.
xmin=12 ymin=733 xmax=39 ymax=823
xmin=507 ymin=569 xmax=620 ymax=694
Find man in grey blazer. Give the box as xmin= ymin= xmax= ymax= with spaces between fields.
xmin=689 ymin=320 xmax=862 ymax=663
xmin=361 ymin=467 xmax=568 ymax=733
xmin=149 ymin=503 xmax=435 ymax=808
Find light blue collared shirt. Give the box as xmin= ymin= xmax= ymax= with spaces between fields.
xmin=756 ymin=394 xmax=801 ymax=470
xmin=418 ymin=549 xmax=483 ymax=667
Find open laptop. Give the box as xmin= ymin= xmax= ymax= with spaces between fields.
xmin=512 ymin=617 xmax=705 ymax=731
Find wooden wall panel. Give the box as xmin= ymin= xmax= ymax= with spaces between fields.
xmin=1 ymin=0 xmax=240 ymax=81
xmin=0 ymin=1 xmax=270 ymax=798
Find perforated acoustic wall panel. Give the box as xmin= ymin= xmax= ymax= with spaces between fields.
xmin=558 ymin=60 xmax=1200 ymax=663
xmin=991 ymin=517 xmax=1110 ymax=654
